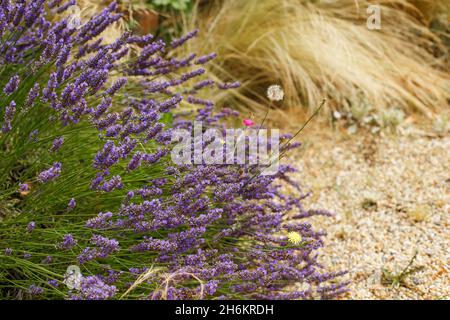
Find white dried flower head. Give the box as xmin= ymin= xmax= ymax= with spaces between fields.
xmin=63 ymin=265 xmax=83 ymax=290
xmin=267 ymin=85 xmax=284 ymax=102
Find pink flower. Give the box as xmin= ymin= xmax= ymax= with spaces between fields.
xmin=243 ymin=119 xmax=254 ymax=127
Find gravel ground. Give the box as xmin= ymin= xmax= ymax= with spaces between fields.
xmin=284 ymin=126 xmax=449 ymax=299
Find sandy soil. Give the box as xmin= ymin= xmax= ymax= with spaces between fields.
xmin=284 ymin=124 xmax=449 ymax=299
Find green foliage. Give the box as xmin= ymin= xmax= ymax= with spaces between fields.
xmin=0 ymin=54 xmax=171 ymax=298
xmin=381 ymin=251 xmax=424 ymax=289
xmin=150 ymin=0 xmax=192 ymax=12
xmin=331 ymin=91 xmax=406 ymax=135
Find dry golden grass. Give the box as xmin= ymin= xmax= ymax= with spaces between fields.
xmin=408 ymin=0 xmax=449 ymax=22
xmin=75 ymin=0 xmax=449 ymax=126
xmin=180 ymin=0 xmax=449 ymax=125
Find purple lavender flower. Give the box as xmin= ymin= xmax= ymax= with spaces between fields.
xmin=12 ymin=2 xmax=26 ymax=27
xmin=56 ymin=0 xmax=77 ymax=14
xmin=90 ymin=172 xmax=105 ymax=190
xmin=144 ymin=80 xmax=171 ymax=94
xmin=126 ymin=152 xmax=142 ymax=171
xmin=218 ymin=81 xmax=241 ymax=90
xmin=41 ymin=73 xmax=58 ymax=103
xmin=56 ymin=43 xmax=72 ymax=67
xmin=25 ymin=1 xmax=48 ymax=27
xmin=105 ymin=77 xmax=127 ymax=95
xmin=77 ymin=276 xmax=116 ymax=300
xmin=58 ymin=234 xmax=77 ymax=250
xmin=4 ymin=248 xmax=12 ymax=256
xmin=129 ymin=267 xmax=148 ymax=275
xmin=158 ymin=94 xmax=183 ymax=113
xmin=180 ymin=68 xmax=205 ymax=83
xmin=107 ymin=31 xmax=131 ymax=52
xmin=1 ymin=101 xmax=16 ymax=133
xmin=29 ymin=285 xmax=44 ymax=296
xmin=50 ymin=136 xmax=64 ymax=152
xmin=94 ymin=97 xmax=112 ymax=119
xmin=77 ymin=248 xmax=97 ymax=264
xmin=105 ymin=124 xmax=122 ymax=137
xmin=48 ymin=279 xmax=59 ymax=287
xmin=42 ymin=256 xmax=53 ymax=264
xmin=27 ymin=221 xmax=36 ymax=232
xmin=137 ymin=39 xmax=165 ymax=64
xmin=19 ymin=183 xmax=29 ymax=193
xmin=142 ymin=149 xmax=167 ymax=164
xmin=138 ymin=185 xmax=162 ymax=199
xmin=25 ymin=83 xmax=40 ymax=108
xmin=68 ymin=198 xmax=76 ymax=210
xmin=101 ymin=175 xmax=123 ymax=192
xmin=85 ymin=212 xmax=113 ymax=229
xmin=94 ymin=113 xmax=118 ymax=131
xmin=127 ymin=34 xmax=153 ymax=45
xmin=29 ymin=129 xmax=39 ymax=141
xmin=78 ymin=235 xmax=119 ymax=263
xmin=3 ymin=75 xmax=20 ymax=95
xmin=91 ymin=235 xmax=120 ymax=258
xmin=171 ymin=29 xmax=199 ymax=48
xmin=204 ymin=280 xmax=219 ymax=296
xmin=195 ymin=53 xmax=217 ymax=65
xmin=37 ymin=162 xmax=62 ymax=183
xmin=193 ymin=79 xmax=215 ymax=91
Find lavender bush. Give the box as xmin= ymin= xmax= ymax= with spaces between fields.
xmin=0 ymin=0 xmax=347 ymax=300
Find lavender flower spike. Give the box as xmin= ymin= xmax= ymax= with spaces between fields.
xmin=50 ymin=136 xmax=64 ymax=152
xmin=77 ymin=276 xmax=116 ymax=300
xmin=25 ymin=83 xmax=40 ymax=108
xmin=171 ymin=29 xmax=199 ymax=49
xmin=1 ymin=101 xmax=16 ymax=133
xmin=195 ymin=53 xmax=217 ymax=65
xmin=29 ymin=285 xmax=44 ymax=296
xmin=19 ymin=183 xmax=29 ymax=193
xmin=68 ymin=198 xmax=76 ymax=210
xmin=38 ymin=162 xmax=62 ymax=183
xmin=27 ymin=221 xmax=36 ymax=232
xmin=58 ymin=234 xmax=77 ymax=250
xmin=3 ymin=75 xmax=20 ymax=95
xmin=218 ymin=81 xmax=241 ymax=90
xmin=106 ymin=78 xmax=127 ymax=95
